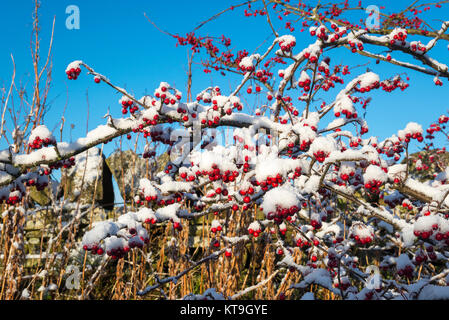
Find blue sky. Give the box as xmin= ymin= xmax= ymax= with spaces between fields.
xmin=0 ymin=0 xmax=448 ymax=159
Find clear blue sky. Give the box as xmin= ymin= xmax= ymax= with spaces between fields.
xmin=0 ymin=0 xmax=448 ymax=159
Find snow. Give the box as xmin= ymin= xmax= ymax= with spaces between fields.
xmin=255 ymin=155 xmax=303 ymax=182
xmin=82 ymin=221 xmax=120 ymax=247
xmin=29 ymin=125 xmax=54 ymax=144
xmin=136 ymin=207 xmax=156 ymax=223
xmin=414 ymin=215 xmax=438 ymax=233
xmin=66 ymin=147 xmax=103 ymax=191
xmin=363 ymin=164 xmax=387 ymax=183
xmin=396 ymin=253 xmax=413 ymax=270
xmin=65 ymin=60 xmax=83 ymax=72
xmin=300 ymin=292 xmax=315 ymax=300
xmin=418 ymin=285 xmax=449 ymax=300
xmin=303 ymin=175 xmax=321 ymax=193
xmin=260 ymin=185 xmax=299 ymax=213
xmin=155 ymin=203 xmax=183 ymax=223
xmin=248 ymin=221 xmax=261 ymax=232
xmin=309 ymin=136 xmax=337 ymax=157
xmin=358 ymin=72 xmax=380 ymax=89
xmin=104 ymin=235 xmax=127 ymax=252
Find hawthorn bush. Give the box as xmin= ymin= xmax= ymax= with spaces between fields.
xmin=1 ymin=0 xmax=449 ymax=300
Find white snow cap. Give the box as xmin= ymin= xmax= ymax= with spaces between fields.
xmin=65 ymin=60 xmax=82 ymax=72
xmin=261 ymin=185 xmax=299 ymax=213
xmin=363 ymin=164 xmax=387 ymax=183
xmin=309 ymin=136 xmax=337 ymax=156
xmin=29 ymin=125 xmax=54 ymax=143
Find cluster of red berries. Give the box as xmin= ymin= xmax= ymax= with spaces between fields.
xmin=339 ymin=171 xmax=355 ymax=182
xmin=136 ymin=193 xmax=158 ymax=204
xmin=239 ymin=64 xmax=255 ymax=72
xmin=246 ymin=85 xmax=262 ymax=94
xmin=335 ymin=108 xmax=358 ymax=119
xmin=414 ymin=161 xmax=429 ymax=171
xmin=141 ymin=114 xmax=160 ymax=130
xmin=304 ymin=52 xmax=318 ymax=63
xmin=334 ymin=280 xmax=351 ymax=291
xmin=179 ymin=171 xmax=196 ymax=182
xmin=255 ymin=69 xmax=271 ymax=83
xmin=328 ymin=23 xmax=347 ymax=41
xmin=318 ymin=57 xmax=330 ymax=74
xmin=349 ymin=41 xmax=364 ymax=53
xmin=29 ymin=136 xmax=56 ymax=150
xmin=142 ymin=149 xmax=156 ymax=159
xmin=1 ymin=190 xmax=23 ymax=205
xmin=404 ymin=131 xmax=423 ymax=143
xmin=327 ymin=253 xmax=339 ymax=269
xmin=176 ymin=106 xmax=190 ymax=120
xmin=295 ymin=237 xmax=311 ymax=249
xmin=173 ymin=221 xmax=183 ymax=231
xmin=402 ymin=201 xmax=413 ymax=211
xmin=377 ymin=142 xmax=404 ymax=158
xmin=351 ymin=233 xmax=373 ymax=245
xmin=413 ymin=225 xmax=439 ymax=240
xmin=51 ymin=157 xmax=76 ymax=172
xmin=239 ymin=185 xmax=255 ymax=198
xmin=195 ymin=165 xmax=240 ymax=184
xmin=298 ymin=78 xmax=311 ymax=91
xmin=310 ymin=217 xmax=322 ymax=230
xmin=201 ymin=115 xmax=221 ymax=127
xmin=211 ymin=226 xmax=222 ymax=234
xmin=144 ymin=217 xmax=157 ymax=225
xmin=413 ymin=250 xmax=429 ymax=265
xmin=379 ymin=77 xmax=409 ymax=92
xmin=211 ymin=239 xmax=221 ymax=248
xmin=410 ymin=42 xmax=427 ymax=53
xmin=248 ymin=226 xmax=261 ymax=237
xmin=224 ymin=249 xmax=232 ymax=258
xmin=297 ymin=138 xmax=312 ymax=152
xmin=313 ymin=150 xmax=330 ymax=163
xmin=155 ymin=87 xmax=181 ymax=106
xmin=397 ymin=265 xmax=414 ymax=279
xmin=438 ymin=115 xmax=449 ymax=124
xmin=364 ymin=179 xmax=383 ymax=194
xmin=435 ymin=230 xmax=449 ymax=242
xmin=310 ymin=26 xmax=328 ymax=41
xmin=121 ymin=99 xmax=138 ymax=115
xmin=278 ymin=39 xmax=296 ymax=52
xmin=390 ymin=31 xmax=407 ymax=44
xmin=66 ymin=67 xmax=81 ymax=80
xmin=265 ymin=204 xmax=299 ymax=224
xmin=83 ymin=244 xmax=105 ymax=256
xmin=356 ymin=81 xmax=380 ymax=94
xmin=349 ymin=138 xmax=362 ymax=148
xmin=207 ymin=187 xmax=229 ymax=198
xmin=426 ymin=123 xmax=442 ymax=138
xmin=142 ymin=126 xmax=173 ymax=145
xmin=257 ymin=174 xmax=284 ymax=191
xmin=196 ymin=94 xmax=212 ymax=104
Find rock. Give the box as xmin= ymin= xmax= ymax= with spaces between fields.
xmin=61 ymin=147 xmax=114 ymax=210
xmin=29 ymin=187 xmax=51 ymax=206
xmin=29 ymin=179 xmax=59 ymax=207
xmin=106 ymin=150 xmax=169 ymax=202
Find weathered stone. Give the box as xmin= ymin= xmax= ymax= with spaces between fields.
xmin=106 ymin=150 xmax=169 ymax=202
xmin=61 ymin=148 xmax=114 ymax=210
xmin=29 ymin=187 xmax=52 ymax=206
